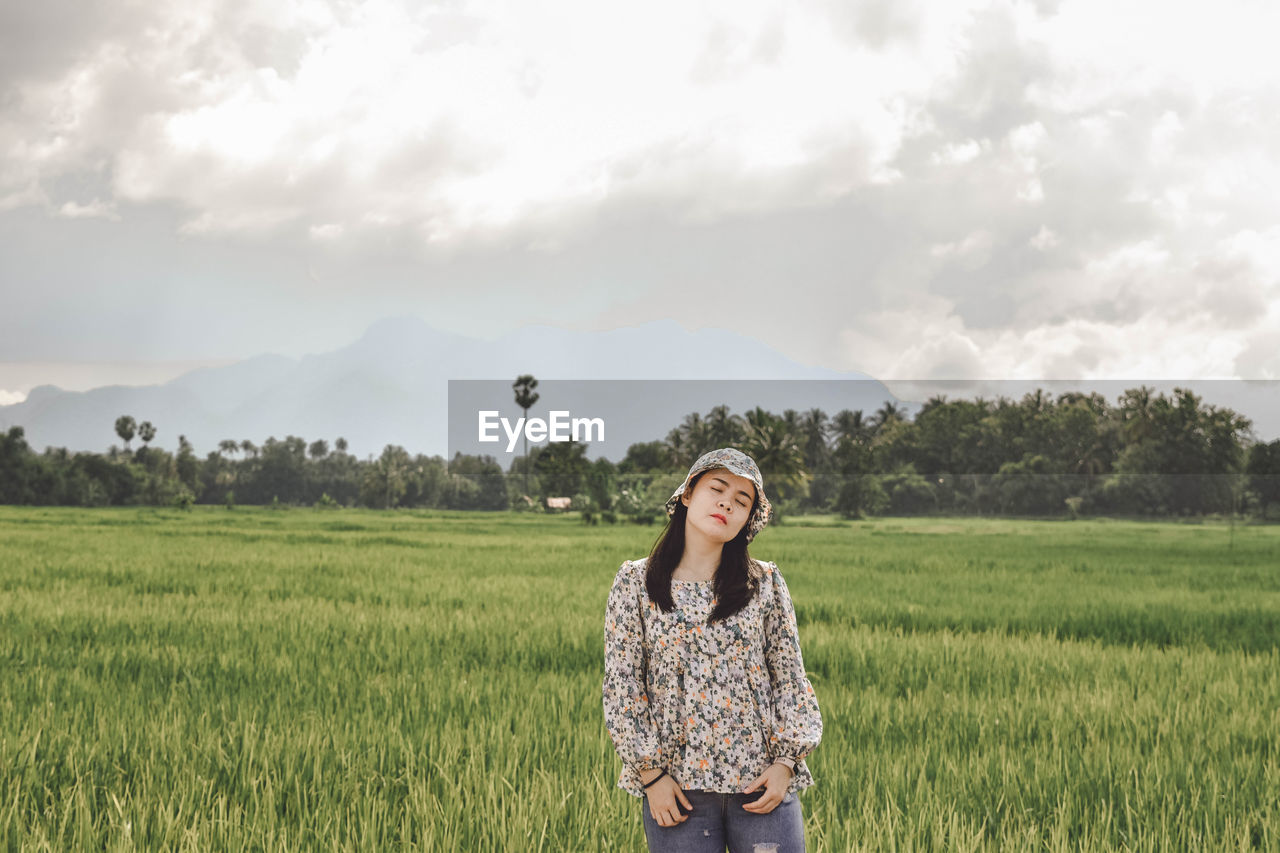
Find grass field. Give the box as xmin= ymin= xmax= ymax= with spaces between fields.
xmin=1 ymin=507 xmax=1277 ymax=851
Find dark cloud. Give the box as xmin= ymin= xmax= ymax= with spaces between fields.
xmin=0 ymin=0 xmax=135 ymax=89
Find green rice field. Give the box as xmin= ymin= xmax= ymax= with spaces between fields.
xmin=1 ymin=507 xmax=1277 ymax=851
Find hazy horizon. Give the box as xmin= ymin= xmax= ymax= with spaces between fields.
xmin=3 ymin=0 xmax=1278 ymax=407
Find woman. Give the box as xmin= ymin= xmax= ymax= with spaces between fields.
xmin=603 ymin=447 xmax=823 ymax=853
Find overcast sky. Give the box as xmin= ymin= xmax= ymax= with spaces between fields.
xmin=2 ymin=0 xmax=1278 ymax=405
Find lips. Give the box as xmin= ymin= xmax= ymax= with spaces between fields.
xmin=710 ymin=513 xmax=727 ymax=524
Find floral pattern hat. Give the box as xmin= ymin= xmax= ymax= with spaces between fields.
xmin=664 ymin=447 xmax=773 ymax=542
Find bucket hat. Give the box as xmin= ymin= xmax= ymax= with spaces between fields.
xmin=664 ymin=447 xmax=772 ymax=542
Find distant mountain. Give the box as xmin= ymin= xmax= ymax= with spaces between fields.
xmin=0 ymin=315 xmax=894 ymax=459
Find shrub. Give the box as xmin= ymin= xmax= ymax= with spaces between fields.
xmin=615 ymin=485 xmax=660 ymax=525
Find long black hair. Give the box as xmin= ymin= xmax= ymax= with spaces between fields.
xmin=644 ymin=470 xmax=761 ymax=624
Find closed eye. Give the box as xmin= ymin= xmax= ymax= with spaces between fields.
xmin=713 ymin=486 xmax=750 ymax=508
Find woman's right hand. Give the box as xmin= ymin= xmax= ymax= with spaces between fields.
xmin=640 ymin=769 xmax=693 ymax=827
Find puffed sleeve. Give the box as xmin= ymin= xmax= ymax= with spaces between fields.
xmin=602 ymin=560 xmax=666 ymax=773
xmin=763 ymin=561 xmax=823 ymax=762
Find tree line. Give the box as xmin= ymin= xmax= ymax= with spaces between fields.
xmin=1 ymin=385 xmax=1278 ymax=519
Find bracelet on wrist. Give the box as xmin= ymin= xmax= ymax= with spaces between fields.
xmin=641 ymin=768 xmax=668 ymax=789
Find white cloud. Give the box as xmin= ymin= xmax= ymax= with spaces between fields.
xmin=1029 ymin=224 xmax=1058 ymax=250
xmin=836 ymin=294 xmax=982 ymax=379
xmin=930 ymin=138 xmax=985 ymax=166
xmin=58 ymin=198 xmax=120 ymax=220
xmin=1083 ymin=238 xmax=1170 ymax=281
xmin=1021 ymin=0 xmax=1280 ymax=107
xmin=308 ymin=223 xmax=343 ymax=241
xmin=2 ymin=0 xmax=1278 ymax=383
xmin=929 ymin=230 xmax=994 ymax=269
xmin=842 ymin=309 xmax=1255 ymax=381
xmin=0 ymin=0 xmax=987 ymax=246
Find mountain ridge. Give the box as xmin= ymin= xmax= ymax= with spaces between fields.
xmin=0 ymin=316 xmax=873 ymax=458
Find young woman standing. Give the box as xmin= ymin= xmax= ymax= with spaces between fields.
xmin=603 ymin=448 xmax=823 ymax=853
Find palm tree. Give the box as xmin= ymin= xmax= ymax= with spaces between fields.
xmin=215 ymin=439 xmax=239 ymax=488
xmin=240 ymin=439 xmax=259 ymax=459
xmin=512 ymin=375 xmax=539 ymax=496
xmin=741 ymin=406 xmax=774 ymax=438
xmin=799 ymin=408 xmax=831 ymax=471
xmin=705 ymin=404 xmax=744 ymax=449
xmin=1071 ymin=439 xmax=1108 ymax=486
xmin=740 ymin=407 xmax=808 ymax=508
xmin=671 ymin=412 xmax=710 ymax=466
xmin=1118 ymin=385 xmax=1157 ymax=444
xmin=870 ymin=401 xmax=905 ymax=434
xmin=377 ymin=445 xmax=410 ymax=509
xmin=138 ymin=421 xmax=156 ymax=447
xmin=114 ymin=415 xmax=137 ymax=452
xmin=779 ymin=409 xmax=803 ymax=439
xmin=831 ymin=409 xmax=871 ymax=445
xmin=664 ymin=425 xmax=689 ymax=471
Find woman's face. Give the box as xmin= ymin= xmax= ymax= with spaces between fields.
xmin=680 ymin=467 xmax=756 ymax=543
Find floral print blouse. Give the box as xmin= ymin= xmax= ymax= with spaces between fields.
xmin=602 ymin=557 xmax=823 ymax=798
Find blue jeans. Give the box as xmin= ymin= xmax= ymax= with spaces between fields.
xmin=641 ymin=788 xmax=806 ymax=853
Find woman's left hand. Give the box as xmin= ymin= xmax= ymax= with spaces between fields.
xmin=740 ymin=762 xmax=793 ymax=813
